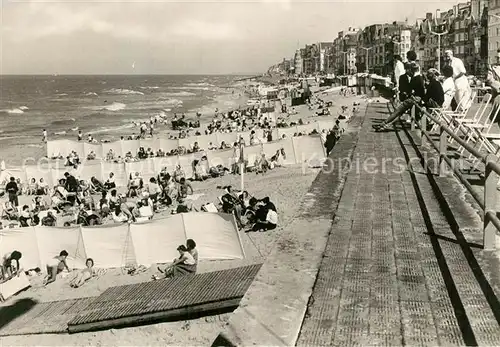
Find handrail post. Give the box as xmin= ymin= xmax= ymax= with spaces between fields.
xmin=439 ymin=125 xmax=448 ymax=177
xmin=484 ymin=155 xmax=498 ymax=251
xmin=421 ymin=113 xmax=427 ymax=147
xmin=410 ymin=105 xmax=416 ymax=131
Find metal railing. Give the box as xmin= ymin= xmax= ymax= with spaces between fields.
xmin=403 ymin=100 xmax=500 ymax=251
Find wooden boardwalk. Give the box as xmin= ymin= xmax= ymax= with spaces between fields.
xmin=297 ymin=103 xmax=500 ymax=346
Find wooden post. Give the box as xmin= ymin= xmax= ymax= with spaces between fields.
xmin=410 ymin=106 xmax=416 ymax=131
xmin=439 ymin=125 xmax=448 ymax=177
xmin=421 ymin=114 xmax=427 ymax=147
xmin=484 ymin=154 xmax=498 ymax=251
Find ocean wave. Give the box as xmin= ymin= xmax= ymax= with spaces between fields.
xmin=185 ymin=82 xmax=214 ymax=87
xmin=87 ymin=102 xmax=126 ymax=112
xmin=103 ymin=88 xmax=144 ymax=96
xmin=28 ymin=144 xmax=43 ymax=148
xmin=55 ymin=93 xmax=68 ymax=96
xmin=1 ymin=108 xmax=25 ymax=114
xmin=88 ymin=123 xmax=135 ymax=135
xmin=139 ymin=86 xmax=160 ymax=90
xmin=171 ymin=86 xmax=212 ymax=91
xmin=158 ymin=98 xmax=183 ymax=107
xmin=54 ymin=131 xmax=67 ymax=135
xmin=84 ymin=92 xmax=99 ymax=97
xmin=105 ymin=102 xmax=126 ymax=111
xmin=162 ymin=91 xmax=196 ymax=97
xmin=0 ymin=135 xmax=31 ymax=141
xmin=19 ymin=106 xmax=29 ymax=110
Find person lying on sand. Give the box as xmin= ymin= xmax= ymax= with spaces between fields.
xmin=44 ymin=250 xmax=70 ymax=286
xmin=70 ymin=258 xmax=95 ymax=288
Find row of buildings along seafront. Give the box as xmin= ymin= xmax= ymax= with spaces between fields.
xmin=268 ymin=0 xmax=493 ymax=78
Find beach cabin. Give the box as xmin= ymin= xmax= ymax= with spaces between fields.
xmin=266 ymin=89 xmax=279 ymax=101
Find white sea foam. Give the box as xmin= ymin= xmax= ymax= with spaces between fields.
xmin=56 ymin=93 xmax=68 ymax=96
xmin=28 ymin=144 xmax=43 ymax=148
xmin=88 ymin=123 xmax=134 ymax=135
xmin=88 ymin=102 xmax=126 ymax=112
xmin=2 ymin=108 xmax=25 ymax=114
xmin=0 ymin=135 xmax=31 ymax=141
xmin=156 ymin=98 xmax=183 ymax=107
xmin=103 ymin=88 xmax=144 ymax=96
xmin=71 ymin=127 xmax=79 ymax=132
xmin=19 ymin=106 xmax=29 ymax=110
xmin=185 ymin=82 xmax=214 ymax=87
xmin=105 ymin=102 xmax=126 ymax=111
xmin=54 ymin=131 xmax=67 ymax=135
xmin=171 ymin=86 xmax=212 ymax=91
xmin=139 ymin=86 xmax=160 ymax=90
xmin=84 ymin=92 xmax=98 ymax=96
xmin=162 ymin=91 xmax=196 ymax=97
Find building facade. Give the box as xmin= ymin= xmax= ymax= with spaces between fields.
xmin=271 ymin=0 xmax=491 ymax=78
xmin=489 ymin=0 xmax=500 ymax=64
xmin=471 ymin=0 xmax=488 ymax=76
xmin=318 ymin=42 xmax=333 ymax=73
xmin=294 ymin=49 xmax=304 ymax=76
xmin=332 ymin=27 xmax=359 ymax=75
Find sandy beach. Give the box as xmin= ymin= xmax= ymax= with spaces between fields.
xmin=0 ymin=88 xmax=366 ymax=346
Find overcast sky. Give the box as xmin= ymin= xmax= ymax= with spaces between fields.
xmin=1 ymin=0 xmax=459 ymax=75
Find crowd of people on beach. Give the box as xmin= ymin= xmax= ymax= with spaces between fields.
xmin=0 ymin=78 xmax=358 ymax=300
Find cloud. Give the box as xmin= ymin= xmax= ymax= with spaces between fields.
xmin=170 ymin=19 xmax=241 ymax=41
xmin=1 ymin=0 xmax=448 ymax=74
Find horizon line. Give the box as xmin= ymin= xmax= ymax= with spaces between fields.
xmin=0 ymin=73 xmax=264 ymax=77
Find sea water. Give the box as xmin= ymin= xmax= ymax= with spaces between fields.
xmin=0 ymin=75 xmax=248 ymax=165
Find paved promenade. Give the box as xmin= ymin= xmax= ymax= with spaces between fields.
xmin=297 ymin=103 xmax=500 ymax=346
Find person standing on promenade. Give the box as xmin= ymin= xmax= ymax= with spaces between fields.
xmin=398 ymin=63 xmax=413 ymax=103
xmin=441 ymin=65 xmax=456 ymax=110
xmin=444 ymin=50 xmax=471 ymax=111
xmin=42 ymin=129 xmax=47 ymax=143
xmin=393 ymin=55 xmax=406 ymax=103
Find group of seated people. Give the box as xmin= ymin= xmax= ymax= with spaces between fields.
xmin=64 ymin=151 xmax=81 ymax=167
xmin=219 ymin=186 xmax=278 ymax=232
xmin=8 ymin=177 xmax=49 ymax=197
xmin=1 ymin=249 xmax=96 ymax=288
xmin=171 ymin=114 xmax=201 ymax=131
xmin=374 ymin=60 xmax=457 ymax=132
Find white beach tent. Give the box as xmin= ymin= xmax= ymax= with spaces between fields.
xmin=0 ymin=212 xmax=246 ymax=271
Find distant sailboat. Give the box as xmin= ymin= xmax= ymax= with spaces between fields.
xmin=132 ymin=62 xmax=136 ymax=69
